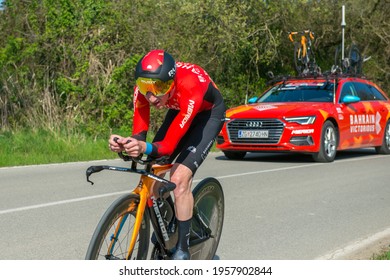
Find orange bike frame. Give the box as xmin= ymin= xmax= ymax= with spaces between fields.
xmin=113 ymin=163 xmax=173 ymax=260
xmin=289 ymin=30 xmax=314 ymax=59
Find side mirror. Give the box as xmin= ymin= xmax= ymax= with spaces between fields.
xmin=342 ymin=95 xmax=360 ymax=104
xmin=248 ymin=97 xmax=258 ymax=104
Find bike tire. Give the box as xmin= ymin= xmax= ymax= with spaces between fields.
xmin=347 ymin=44 xmax=362 ymax=75
xmin=293 ymin=42 xmax=304 ymax=74
xmin=85 ymin=193 xmax=150 ymax=260
xmin=190 ymin=177 xmax=224 ymax=260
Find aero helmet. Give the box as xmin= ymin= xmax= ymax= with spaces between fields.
xmin=135 ymin=50 xmax=176 ymax=96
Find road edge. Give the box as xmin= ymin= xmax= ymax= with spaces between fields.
xmin=316 ymin=227 xmax=390 ymax=260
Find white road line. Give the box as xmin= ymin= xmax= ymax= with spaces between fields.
xmin=0 ymin=154 xmax=386 ymax=215
xmin=0 ymin=191 xmax=128 ymax=215
xmin=0 ymin=163 xmax=317 ymax=215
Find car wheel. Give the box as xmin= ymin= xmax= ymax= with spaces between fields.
xmin=223 ymin=151 xmax=247 ymax=160
xmin=375 ymin=120 xmax=390 ymax=154
xmin=312 ymin=120 xmax=337 ymax=162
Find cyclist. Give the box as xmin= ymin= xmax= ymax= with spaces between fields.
xmin=108 ymin=50 xmax=225 ymax=260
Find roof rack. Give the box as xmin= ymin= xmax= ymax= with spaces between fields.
xmin=266 ymin=71 xmax=367 ymax=86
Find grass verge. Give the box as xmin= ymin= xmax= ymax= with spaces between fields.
xmin=0 ymin=128 xmax=220 ymax=168
xmin=372 ymin=250 xmax=390 ymax=260
xmin=0 ymin=129 xmax=117 ymax=167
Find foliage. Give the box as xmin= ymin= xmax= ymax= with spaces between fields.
xmin=1 ymin=0 xmax=389 ymax=136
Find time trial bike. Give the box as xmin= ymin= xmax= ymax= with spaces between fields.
xmin=288 ymin=30 xmax=320 ymax=75
xmin=84 ymin=147 xmax=224 ymax=260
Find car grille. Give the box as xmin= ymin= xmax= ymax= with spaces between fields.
xmin=227 ymin=119 xmax=284 ymax=144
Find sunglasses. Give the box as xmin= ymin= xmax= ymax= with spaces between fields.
xmin=136 ymin=78 xmax=174 ymax=97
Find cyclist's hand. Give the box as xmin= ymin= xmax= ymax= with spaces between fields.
xmin=122 ymin=137 xmax=145 ymax=157
xmin=108 ymin=134 xmax=125 ymax=152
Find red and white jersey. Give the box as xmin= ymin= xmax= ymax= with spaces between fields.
xmin=132 ymin=62 xmax=222 ymax=156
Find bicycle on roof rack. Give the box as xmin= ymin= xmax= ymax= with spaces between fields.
xmin=331 ymin=43 xmax=371 ymax=76
xmin=288 ymin=30 xmax=321 ymax=76
xmin=330 ymin=6 xmax=371 ymax=76
xmin=84 ymin=142 xmax=224 ymax=260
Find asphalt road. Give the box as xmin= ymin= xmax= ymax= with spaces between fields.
xmin=1 ymin=149 xmax=389 ymax=260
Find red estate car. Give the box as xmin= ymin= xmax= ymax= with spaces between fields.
xmin=216 ymin=75 xmax=390 ymax=162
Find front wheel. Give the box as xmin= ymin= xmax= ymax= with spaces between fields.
xmin=375 ymin=120 xmax=390 ymax=154
xmin=312 ymin=121 xmax=338 ymax=162
xmin=85 ymin=194 xmax=150 ymax=260
xmin=190 ymin=177 xmax=224 ymax=260
xmin=294 ymin=42 xmax=305 ymax=74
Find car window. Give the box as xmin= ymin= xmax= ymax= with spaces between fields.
xmin=339 ymin=82 xmax=358 ymax=102
xmin=258 ymin=82 xmax=334 ymax=103
xmin=353 ymin=82 xmax=375 ymax=101
xmin=368 ymin=84 xmax=387 ymax=101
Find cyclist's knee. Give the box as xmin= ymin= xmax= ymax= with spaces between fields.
xmin=171 ymin=175 xmax=191 ymax=196
xmin=170 ymin=165 xmax=193 ymax=198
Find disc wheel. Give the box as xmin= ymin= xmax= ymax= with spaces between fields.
xmin=189 ymin=177 xmax=224 ymax=260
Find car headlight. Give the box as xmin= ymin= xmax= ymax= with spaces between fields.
xmin=284 ymin=116 xmax=316 ymax=125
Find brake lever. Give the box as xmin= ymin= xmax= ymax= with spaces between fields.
xmin=86 ymin=166 xmax=105 ymax=185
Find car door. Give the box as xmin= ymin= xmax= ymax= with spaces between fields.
xmin=337 ymin=80 xmax=371 ymax=149
xmin=363 ymin=81 xmax=389 ymax=146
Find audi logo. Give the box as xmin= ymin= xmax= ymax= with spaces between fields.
xmin=246 ymin=121 xmax=262 ymax=127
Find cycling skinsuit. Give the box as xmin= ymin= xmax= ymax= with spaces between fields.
xmin=132 ymin=62 xmax=226 ymax=174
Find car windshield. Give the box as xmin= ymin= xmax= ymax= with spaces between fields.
xmin=257 ymin=82 xmax=334 ymax=103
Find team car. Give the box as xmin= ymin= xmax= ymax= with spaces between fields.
xmin=216 ymin=75 xmax=390 ymax=162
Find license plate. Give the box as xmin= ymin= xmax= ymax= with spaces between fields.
xmin=238 ymin=130 xmax=269 ymax=138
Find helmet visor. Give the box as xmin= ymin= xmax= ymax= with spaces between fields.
xmin=136 ymin=78 xmax=174 ymax=97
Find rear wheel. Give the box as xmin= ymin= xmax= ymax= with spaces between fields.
xmin=85 ymin=194 xmax=150 ymax=260
xmin=223 ymin=151 xmax=246 ymax=160
xmin=375 ymin=121 xmax=390 ymax=154
xmin=312 ymin=121 xmax=338 ymax=162
xmin=190 ymin=177 xmax=224 ymax=260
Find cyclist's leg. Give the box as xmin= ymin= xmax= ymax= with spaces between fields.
xmin=169 ymin=109 xmax=224 ymax=259
xmin=151 ymin=102 xmax=225 ymax=259
xmin=168 ymin=166 xmax=193 ymax=259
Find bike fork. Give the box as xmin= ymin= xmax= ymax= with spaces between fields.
xmin=125 ymin=190 xmax=148 ymax=259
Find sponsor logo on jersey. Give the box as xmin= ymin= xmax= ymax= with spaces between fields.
xmin=180 ymin=100 xmax=195 ymax=128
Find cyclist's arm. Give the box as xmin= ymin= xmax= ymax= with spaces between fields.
xmin=148 ymin=87 xmax=205 ymax=157
xmin=132 ymin=86 xmax=149 ymax=141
